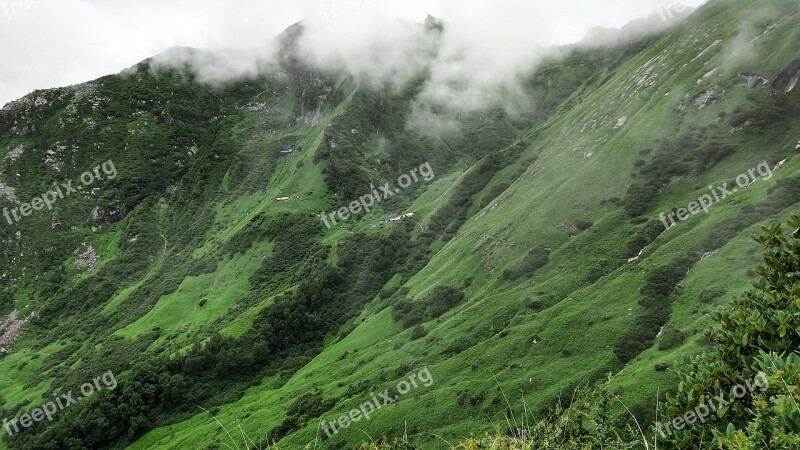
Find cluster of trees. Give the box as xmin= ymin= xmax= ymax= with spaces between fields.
xmin=614 ymin=253 xmax=698 ymax=364
xmin=0 ymin=61 xmax=231 ymax=285
xmin=623 ymin=132 xmax=738 ymax=217
xmin=5 ymin=212 xmax=433 ymax=449
xmin=0 ymin=288 xmax=13 ymax=314
xmin=625 ymin=80 xmax=799 ymax=221
xmin=313 ymin=82 xmax=440 ymax=202
xmin=429 ymin=146 xmax=527 ymax=242
xmin=502 ymin=247 xmax=550 ymax=281
xmin=391 ymin=286 xmax=466 ymax=328
xmin=266 ymin=392 xmax=337 ymax=442
xmin=729 ymin=87 xmax=800 ymax=132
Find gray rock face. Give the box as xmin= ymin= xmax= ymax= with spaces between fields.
xmin=772 ymin=63 xmax=800 ymax=93
xmin=74 ymin=245 xmax=101 ymax=272
xmin=694 ymin=90 xmax=716 ymax=109
xmin=4 ymin=144 xmax=24 ymax=161
xmin=0 ymin=310 xmax=32 ymax=354
xmin=740 ymin=74 xmax=769 ymax=88
xmin=0 ymin=180 xmax=18 ymax=203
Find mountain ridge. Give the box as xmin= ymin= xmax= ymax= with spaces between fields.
xmin=0 ymin=0 xmax=799 ymax=448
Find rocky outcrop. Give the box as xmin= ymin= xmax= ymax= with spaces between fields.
xmin=0 ymin=310 xmax=33 ymax=354
xmin=739 ymin=74 xmax=769 ymax=88
xmin=694 ymin=90 xmax=717 ymax=109
xmin=1 ymin=81 xmax=101 ymax=139
xmin=425 ymin=14 xmax=443 ymax=31
xmin=772 ymin=60 xmax=800 ymax=93
xmin=74 ymin=245 xmax=101 ymax=272
xmin=44 ymin=144 xmax=68 ymax=171
xmin=91 ymin=206 xmax=129 ymax=225
xmin=693 ymin=39 xmax=723 ymax=61
xmin=0 ymin=180 xmax=18 ymax=203
xmin=697 ymin=67 xmax=718 ymax=84
xmin=4 ymin=144 xmax=24 ymax=162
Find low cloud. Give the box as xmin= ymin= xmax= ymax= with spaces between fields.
xmin=292 ymin=0 xmax=693 ymax=134
xmin=296 ymin=6 xmax=436 ymax=89
xmin=149 ymin=46 xmax=279 ymax=85
xmin=1 ymin=0 xmax=700 ymax=117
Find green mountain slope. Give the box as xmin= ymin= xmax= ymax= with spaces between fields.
xmin=1 ymin=0 xmax=799 ymax=448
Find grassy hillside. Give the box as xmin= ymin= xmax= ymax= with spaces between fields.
xmin=1 ymin=0 xmax=799 ymax=448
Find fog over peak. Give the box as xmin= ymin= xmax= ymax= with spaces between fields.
xmin=0 ymin=0 xmax=706 ymax=109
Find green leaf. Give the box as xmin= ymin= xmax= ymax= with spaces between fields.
xmin=779 ymin=411 xmax=800 ymax=433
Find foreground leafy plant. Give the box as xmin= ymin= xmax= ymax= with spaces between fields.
xmin=360 ymin=377 xmax=643 ymax=449
xmin=659 ymin=214 xmax=800 ymax=449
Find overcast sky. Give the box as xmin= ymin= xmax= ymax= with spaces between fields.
xmin=0 ymin=0 xmax=703 ymax=107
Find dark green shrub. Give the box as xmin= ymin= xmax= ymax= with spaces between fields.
xmin=392 ymin=286 xmax=466 ymax=327
xmin=527 ymin=300 xmax=547 ymax=311
xmin=442 ymin=337 xmax=477 ymax=356
xmin=502 ymin=269 xmax=519 ymax=281
xmin=392 ymin=297 xmax=424 ymax=327
xmin=410 ymin=326 xmax=427 ymax=341
xmin=504 ymin=248 xmax=550 ymax=280
xmin=623 ymin=183 xmax=659 ymax=216
xmin=426 ymin=286 xmax=466 ymax=318
xmin=615 ymin=254 xmax=698 ymax=363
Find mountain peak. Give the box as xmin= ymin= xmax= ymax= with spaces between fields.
xmin=425 ymin=14 xmax=444 ymax=31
